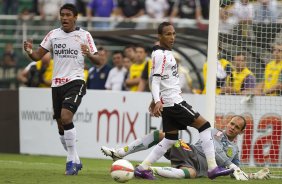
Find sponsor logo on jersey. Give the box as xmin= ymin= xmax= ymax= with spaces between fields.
xmin=54 ymin=77 xmax=70 ymax=85
xmin=86 ymin=33 xmax=94 ymax=53
xmin=161 ymin=55 xmax=166 ymax=75
xmin=53 ymin=43 xmax=79 ymax=59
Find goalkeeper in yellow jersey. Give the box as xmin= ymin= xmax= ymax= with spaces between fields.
xmin=101 ymin=115 xmax=270 ymax=180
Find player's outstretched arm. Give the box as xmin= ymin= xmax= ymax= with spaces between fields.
xmin=248 ymin=168 xmax=271 ymax=180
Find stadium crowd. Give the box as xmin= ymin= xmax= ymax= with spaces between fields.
xmin=0 ymin=0 xmax=281 ymax=96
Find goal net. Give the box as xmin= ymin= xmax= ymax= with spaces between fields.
xmin=207 ymin=0 xmax=282 ymax=179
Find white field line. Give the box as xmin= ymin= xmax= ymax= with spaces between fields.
xmin=0 ymin=160 xmax=61 ymax=167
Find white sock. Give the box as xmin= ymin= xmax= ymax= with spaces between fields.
xmin=64 ymin=128 xmax=79 ymax=163
xmin=151 ymin=167 xmax=187 ymax=178
xmin=59 ymin=135 xmax=67 ymax=151
xmin=199 ymin=128 xmax=217 ymax=170
xmin=75 ymin=146 xmax=80 ymax=164
xmin=116 ymin=130 xmax=160 ymax=157
xmin=139 ymin=138 xmax=176 ymax=170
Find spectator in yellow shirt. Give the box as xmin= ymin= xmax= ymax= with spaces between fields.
xmin=202 ymin=58 xmax=233 ymax=94
xmin=126 ymin=44 xmax=150 ymax=91
xmin=221 ymin=53 xmax=256 ymax=95
xmin=255 ymin=43 xmax=282 ymax=96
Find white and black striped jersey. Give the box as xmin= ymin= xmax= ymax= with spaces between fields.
xmin=40 ymin=27 xmax=98 ymax=87
xmin=150 ymin=45 xmax=183 ymax=107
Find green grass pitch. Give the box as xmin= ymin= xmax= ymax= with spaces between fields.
xmin=0 ymin=153 xmax=280 ymax=184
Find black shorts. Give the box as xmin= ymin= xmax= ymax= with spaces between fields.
xmin=52 ymin=80 xmax=86 ymax=119
xmin=162 ymin=101 xmax=200 ymax=132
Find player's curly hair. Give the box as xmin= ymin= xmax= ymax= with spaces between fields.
xmin=60 ymin=3 xmax=78 ymax=17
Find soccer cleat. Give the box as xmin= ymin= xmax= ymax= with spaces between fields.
xmin=134 ymin=167 xmax=155 ymax=180
xmin=101 ymin=146 xmax=123 ymax=161
xmin=208 ymin=166 xmax=234 ymax=180
xmin=76 ymin=162 xmax=83 ymax=173
xmin=65 ymin=161 xmax=78 ymax=175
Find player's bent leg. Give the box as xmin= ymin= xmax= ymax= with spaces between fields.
xmin=192 ymin=117 xmax=218 ymax=169
xmin=192 ymin=116 xmax=235 ymax=179
xmin=135 ymin=132 xmax=178 ymax=180
xmin=121 ymin=130 xmax=163 ymax=156
xmin=101 ymin=130 xmax=164 ymax=161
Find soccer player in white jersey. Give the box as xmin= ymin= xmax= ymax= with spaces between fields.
xmin=101 ymin=116 xmax=271 ymax=180
xmin=23 ymin=4 xmax=100 ymax=175
xmin=125 ymin=22 xmax=233 ymax=180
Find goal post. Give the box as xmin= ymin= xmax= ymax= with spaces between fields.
xmin=205 ymin=0 xmax=220 ymax=125
xmin=206 ymin=0 xmax=282 ymax=179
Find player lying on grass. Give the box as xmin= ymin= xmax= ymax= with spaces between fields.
xmin=101 ymin=115 xmax=270 ymax=180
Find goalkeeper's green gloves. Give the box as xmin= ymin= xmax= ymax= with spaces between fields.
xmin=249 ymin=168 xmax=271 ymax=180
xmin=228 ymin=164 xmax=249 ymax=181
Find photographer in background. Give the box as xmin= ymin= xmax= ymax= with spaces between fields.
xmin=18 ymin=52 xmax=53 ymax=87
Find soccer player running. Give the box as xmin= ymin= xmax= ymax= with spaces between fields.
xmin=23 ymin=4 xmax=100 ymax=175
xmin=104 ymin=21 xmax=233 ymax=180
xmin=102 ymin=116 xmax=271 ymax=180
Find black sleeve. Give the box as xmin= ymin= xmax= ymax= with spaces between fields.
xmin=141 ymin=62 xmax=149 ymax=80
